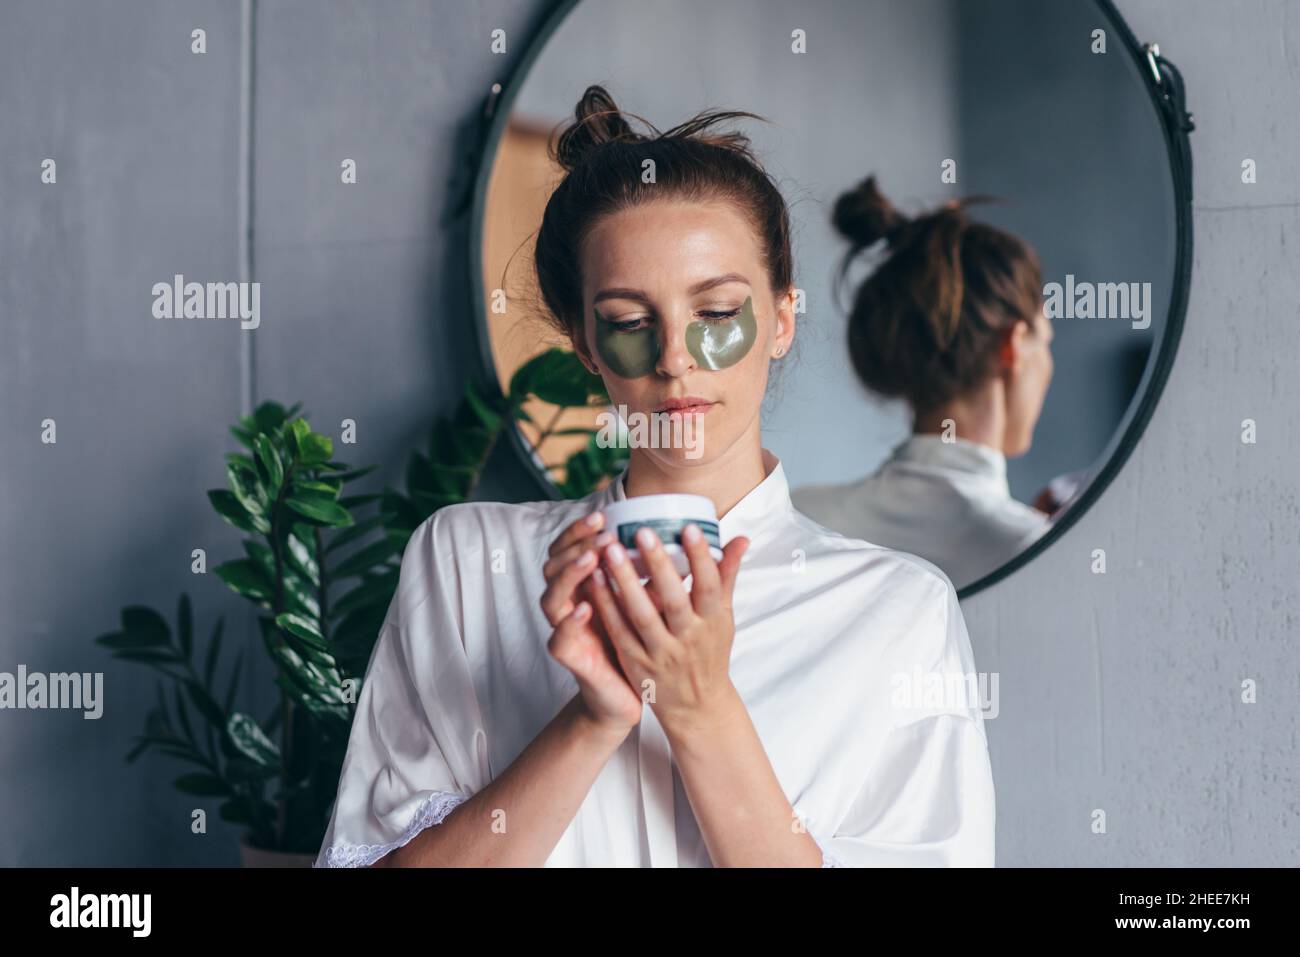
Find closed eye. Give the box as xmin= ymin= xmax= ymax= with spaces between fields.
xmin=697 ymin=308 xmax=741 ymax=321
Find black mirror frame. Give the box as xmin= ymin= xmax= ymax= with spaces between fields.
xmin=463 ymin=0 xmax=1195 ymax=600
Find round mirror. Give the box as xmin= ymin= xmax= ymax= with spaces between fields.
xmin=470 ymin=0 xmax=1192 ymax=596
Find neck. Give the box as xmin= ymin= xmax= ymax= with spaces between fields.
xmin=623 ymin=428 xmax=768 ymax=521
xmin=911 ymin=380 xmax=1006 ymax=451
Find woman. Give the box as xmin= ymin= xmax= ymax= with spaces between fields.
xmin=793 ymin=177 xmax=1055 ymax=591
xmin=315 ymin=88 xmax=994 ymax=868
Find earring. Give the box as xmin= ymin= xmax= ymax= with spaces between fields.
xmin=773 ymin=346 xmax=784 ymax=357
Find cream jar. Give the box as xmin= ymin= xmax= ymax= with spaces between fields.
xmin=600 ymin=493 xmax=723 ymax=578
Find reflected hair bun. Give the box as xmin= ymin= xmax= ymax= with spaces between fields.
xmin=831 ymin=175 xmax=912 ymax=251
xmin=554 ymin=86 xmax=644 ymax=171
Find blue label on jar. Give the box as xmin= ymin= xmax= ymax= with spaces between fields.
xmin=616 ymin=517 xmax=720 ymax=551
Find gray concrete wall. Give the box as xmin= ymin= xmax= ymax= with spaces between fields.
xmin=1 ymin=0 xmax=1295 ymax=865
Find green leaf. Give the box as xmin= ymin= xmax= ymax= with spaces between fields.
xmin=229 ymin=424 xmax=257 ymax=450
xmin=284 ymin=530 xmax=320 ymax=587
xmin=97 ymin=631 xmax=169 ymax=652
xmin=339 ymin=493 xmax=382 ymax=509
xmin=214 ymin=559 xmax=275 ymax=603
xmin=208 ymin=489 xmax=266 ymax=535
xmin=281 ymin=570 xmax=321 ymax=620
xmin=254 ymin=434 xmax=284 ymax=491
xmin=285 ymin=493 xmax=353 ymax=526
xmin=298 ymin=433 xmax=334 ymax=467
xmin=252 ymin=401 xmax=289 ymax=435
xmin=464 ymin=380 xmax=504 ymax=432
xmin=510 ymin=348 xmax=600 ymax=406
xmin=242 ymin=540 xmax=276 ymax=584
xmin=227 ymin=461 xmax=267 ymax=518
xmin=226 ymin=712 xmax=281 ymax=767
xmin=286 ymin=418 xmax=312 ymax=458
xmin=275 ymin=612 xmax=326 ymax=650
xmin=291 ymin=478 xmax=341 ymax=496
xmin=121 ymin=606 xmax=170 ymax=645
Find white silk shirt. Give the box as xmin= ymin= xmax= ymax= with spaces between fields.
xmin=792 ymin=434 xmax=1052 ymax=591
xmin=315 ymin=448 xmax=995 ymax=867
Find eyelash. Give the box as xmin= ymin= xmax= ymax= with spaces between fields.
xmin=605 ymin=308 xmax=741 ymax=332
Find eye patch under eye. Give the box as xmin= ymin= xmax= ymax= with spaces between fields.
xmin=593 ymin=295 xmax=759 ymax=377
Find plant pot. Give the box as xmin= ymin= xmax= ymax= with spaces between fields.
xmin=238 ymin=832 xmax=317 ymax=868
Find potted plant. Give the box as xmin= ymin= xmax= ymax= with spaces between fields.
xmin=96 ymin=351 xmax=626 ymax=865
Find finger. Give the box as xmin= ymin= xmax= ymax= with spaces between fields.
xmin=587 ymin=565 xmax=650 ymax=674
xmin=546 ymin=600 xmax=603 ymax=678
xmin=538 ymin=546 xmax=599 ymax=626
xmin=543 ymin=530 xmax=616 ymax=582
xmin=634 ymin=526 xmax=695 ymax=634
xmin=547 ymin=510 xmax=606 ymax=561
xmin=601 ymin=541 xmax=674 ymax=655
xmin=680 ymin=522 xmax=723 ymax=614
xmin=716 ymin=536 xmax=750 ymax=603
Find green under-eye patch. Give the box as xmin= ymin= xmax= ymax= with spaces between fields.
xmin=593 ymin=295 xmax=759 ymax=378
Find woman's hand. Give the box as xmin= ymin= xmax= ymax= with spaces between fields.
xmin=587 ymin=522 xmax=750 ymax=735
xmin=540 ymin=511 xmax=643 ymax=735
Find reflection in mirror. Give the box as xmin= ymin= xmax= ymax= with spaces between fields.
xmin=478 ymin=0 xmax=1178 ymax=592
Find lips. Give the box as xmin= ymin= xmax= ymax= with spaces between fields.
xmin=656 ymin=396 xmax=715 ymax=414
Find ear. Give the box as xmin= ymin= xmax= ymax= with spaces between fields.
xmin=1000 ymin=318 xmax=1030 ymax=375
xmin=570 ymin=328 xmax=600 ymax=376
xmin=773 ymin=286 xmax=797 ymax=356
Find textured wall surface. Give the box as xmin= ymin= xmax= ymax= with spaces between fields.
xmin=1 ymin=0 xmax=1295 ymax=866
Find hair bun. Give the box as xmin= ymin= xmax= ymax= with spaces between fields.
xmin=832 ymin=176 xmax=910 ymax=251
xmin=554 ymin=85 xmax=641 ymax=171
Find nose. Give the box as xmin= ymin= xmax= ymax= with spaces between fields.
xmin=654 ymin=315 xmax=696 ymax=378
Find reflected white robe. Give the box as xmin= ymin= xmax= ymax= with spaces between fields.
xmin=792 ymin=434 xmax=1051 ymax=591
xmin=315 ymin=448 xmax=995 ymax=867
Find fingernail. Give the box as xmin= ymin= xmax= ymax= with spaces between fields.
xmin=594 ymin=531 xmax=615 ymax=547
xmin=572 ymin=550 xmax=594 ymax=568
xmin=592 ymin=567 xmax=606 ymax=587
xmin=636 ymin=527 xmax=659 ymax=550
xmin=573 ymin=600 xmax=590 ymax=619
xmin=607 ymin=543 xmax=626 ymax=566
xmin=682 ymin=523 xmax=701 ymax=544
xmin=586 ymin=512 xmax=603 ymax=527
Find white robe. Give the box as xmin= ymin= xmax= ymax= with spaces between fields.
xmin=315 ymin=448 xmax=995 ymax=867
xmin=792 ymin=434 xmax=1052 ymax=591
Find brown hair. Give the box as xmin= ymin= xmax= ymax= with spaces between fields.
xmin=534 ymin=85 xmax=794 ymax=349
xmin=833 ymin=176 xmax=1043 ymax=415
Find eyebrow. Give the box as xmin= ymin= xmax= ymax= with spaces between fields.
xmin=592 ymin=273 xmax=751 ymax=305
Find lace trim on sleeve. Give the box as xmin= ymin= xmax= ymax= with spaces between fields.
xmin=317 ymin=790 xmax=468 ymax=868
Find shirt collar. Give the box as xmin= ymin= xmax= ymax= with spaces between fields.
xmin=601 ymin=447 xmax=792 ymax=542
xmin=890 ymin=433 xmax=1010 ymax=491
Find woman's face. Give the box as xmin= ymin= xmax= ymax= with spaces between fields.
xmin=572 ymin=199 xmax=794 ymax=470
xmin=1002 ymin=307 xmax=1054 ymax=456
